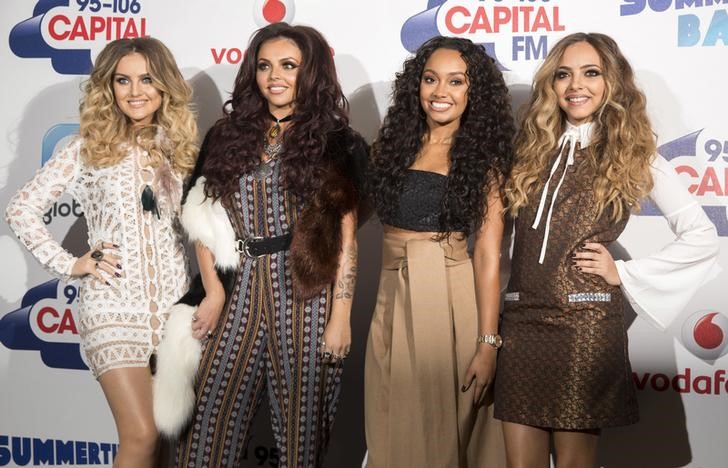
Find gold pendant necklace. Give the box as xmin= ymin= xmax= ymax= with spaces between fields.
xmin=267 ymin=112 xmax=293 ymax=140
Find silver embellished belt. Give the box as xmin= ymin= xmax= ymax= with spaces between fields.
xmin=504 ymin=292 xmax=612 ymax=303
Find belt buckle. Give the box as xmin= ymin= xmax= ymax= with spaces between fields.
xmin=236 ymin=236 xmax=264 ymax=258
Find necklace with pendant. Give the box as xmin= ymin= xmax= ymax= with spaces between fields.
xmin=254 ymin=112 xmax=291 ymax=180
xmin=267 ymin=112 xmax=293 ymax=140
xmin=253 ymin=142 xmax=283 ymax=180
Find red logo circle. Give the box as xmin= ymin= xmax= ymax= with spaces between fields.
xmin=681 ymin=310 xmax=728 ymax=361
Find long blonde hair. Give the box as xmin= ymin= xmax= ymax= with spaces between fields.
xmin=506 ymin=32 xmax=655 ymax=222
xmin=79 ymin=37 xmax=197 ymax=176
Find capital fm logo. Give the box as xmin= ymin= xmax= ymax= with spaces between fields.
xmin=619 ymin=0 xmax=728 ymax=47
xmin=9 ymin=0 xmax=150 ymax=75
xmin=640 ymin=129 xmax=728 ymax=237
xmin=0 ymin=279 xmax=88 ymax=371
xmin=681 ymin=311 xmax=728 ymax=361
xmin=400 ymin=0 xmax=567 ymax=72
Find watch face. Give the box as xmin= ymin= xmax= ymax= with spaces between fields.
xmin=494 ymin=335 xmax=503 ymax=347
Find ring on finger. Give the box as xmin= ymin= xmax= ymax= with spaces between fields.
xmin=323 ymin=351 xmax=332 ymax=359
xmin=91 ymin=250 xmax=104 ymax=261
xmin=207 ymin=330 xmax=213 ymax=338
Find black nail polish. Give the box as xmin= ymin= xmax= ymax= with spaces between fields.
xmin=117 ymin=264 xmax=122 ymax=269
xmin=105 ymin=281 xmax=111 ymax=286
xmin=115 ymin=272 xmax=121 ymax=277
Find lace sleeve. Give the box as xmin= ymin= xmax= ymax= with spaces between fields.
xmin=5 ymin=138 xmax=83 ymax=281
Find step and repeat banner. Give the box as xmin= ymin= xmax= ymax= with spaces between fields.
xmin=1 ymin=1 xmax=727 ymax=467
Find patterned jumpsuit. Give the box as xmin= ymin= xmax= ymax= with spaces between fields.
xmin=176 ymin=160 xmax=343 ymax=467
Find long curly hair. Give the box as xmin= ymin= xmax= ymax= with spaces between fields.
xmin=201 ymin=22 xmax=349 ymax=199
xmin=506 ymin=32 xmax=655 ymax=222
xmin=79 ymin=37 xmax=198 ymax=176
xmin=368 ymin=36 xmax=514 ymax=237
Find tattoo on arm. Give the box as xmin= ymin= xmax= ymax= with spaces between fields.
xmin=335 ymin=246 xmax=357 ymax=301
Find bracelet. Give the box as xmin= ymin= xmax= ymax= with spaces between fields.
xmin=477 ymin=333 xmax=503 ymax=349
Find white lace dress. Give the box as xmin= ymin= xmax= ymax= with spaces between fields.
xmin=5 ymin=137 xmax=189 ymax=377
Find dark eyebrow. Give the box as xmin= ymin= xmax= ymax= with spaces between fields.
xmin=257 ymin=57 xmax=299 ymax=63
xmin=557 ymin=64 xmax=602 ymax=71
xmin=422 ymin=68 xmax=466 ymax=76
xmin=113 ymin=73 xmax=152 ymax=79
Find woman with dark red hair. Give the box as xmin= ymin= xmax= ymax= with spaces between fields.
xmin=159 ymin=22 xmax=366 ymax=468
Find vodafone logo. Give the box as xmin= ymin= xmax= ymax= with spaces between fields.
xmin=211 ymin=0 xmax=296 ymax=65
xmin=681 ymin=310 xmax=728 ymax=361
xmin=253 ymin=0 xmax=295 ymax=27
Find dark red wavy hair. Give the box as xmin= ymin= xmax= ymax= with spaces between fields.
xmin=200 ymin=22 xmax=349 ymax=199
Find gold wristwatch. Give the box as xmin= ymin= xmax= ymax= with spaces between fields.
xmin=477 ymin=333 xmax=503 ymax=349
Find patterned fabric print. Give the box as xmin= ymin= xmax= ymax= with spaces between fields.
xmin=6 ymin=137 xmax=189 ymax=377
xmin=177 ymin=161 xmax=343 ymax=468
xmin=494 ymin=147 xmax=638 ymax=430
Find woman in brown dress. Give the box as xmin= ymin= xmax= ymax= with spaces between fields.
xmin=496 ymin=32 xmax=720 ymax=467
xmin=365 ymin=36 xmax=514 ymax=467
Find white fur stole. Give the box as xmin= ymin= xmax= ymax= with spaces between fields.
xmin=152 ymin=304 xmax=202 ymax=437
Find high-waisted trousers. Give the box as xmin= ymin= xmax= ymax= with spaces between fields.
xmin=364 ymin=233 xmax=505 ymax=468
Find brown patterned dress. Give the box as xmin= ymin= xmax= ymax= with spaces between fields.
xmin=494 ymin=147 xmax=639 ymax=430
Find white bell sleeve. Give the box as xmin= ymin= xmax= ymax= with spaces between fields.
xmin=614 ymin=154 xmax=721 ymax=331
xmin=4 ymin=137 xmax=83 ymax=281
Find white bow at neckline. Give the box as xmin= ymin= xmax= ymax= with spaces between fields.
xmin=531 ymin=121 xmax=595 ymax=264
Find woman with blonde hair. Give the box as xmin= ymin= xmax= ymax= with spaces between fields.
xmin=495 ymin=32 xmax=720 ymax=467
xmin=6 ymin=37 xmax=197 ymax=467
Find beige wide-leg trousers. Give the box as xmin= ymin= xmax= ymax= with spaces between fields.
xmin=365 ymin=233 xmax=505 ymax=468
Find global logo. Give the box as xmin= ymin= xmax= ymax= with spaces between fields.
xmin=41 ymin=124 xmax=85 ymax=224
xmin=42 ymin=123 xmax=79 ymax=166
xmin=9 ymin=0 xmax=149 ymax=75
xmin=681 ymin=310 xmax=728 ymax=361
xmin=640 ymin=129 xmax=728 ymax=237
xmin=253 ymin=0 xmax=295 ymax=28
xmin=0 ymin=279 xmax=88 ymax=370
xmin=400 ymin=0 xmax=567 ymax=73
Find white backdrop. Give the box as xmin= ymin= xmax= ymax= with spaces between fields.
xmin=1 ymin=1 xmax=727 ymax=467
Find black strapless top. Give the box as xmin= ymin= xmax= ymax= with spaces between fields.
xmin=380 ymin=169 xmax=466 ymax=232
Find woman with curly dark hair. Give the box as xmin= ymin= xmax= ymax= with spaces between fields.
xmin=364 ymin=36 xmax=513 ymax=467
xmin=159 ymin=23 xmax=367 ymax=467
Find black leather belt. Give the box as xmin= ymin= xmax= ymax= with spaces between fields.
xmin=235 ymin=233 xmax=292 ymax=258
